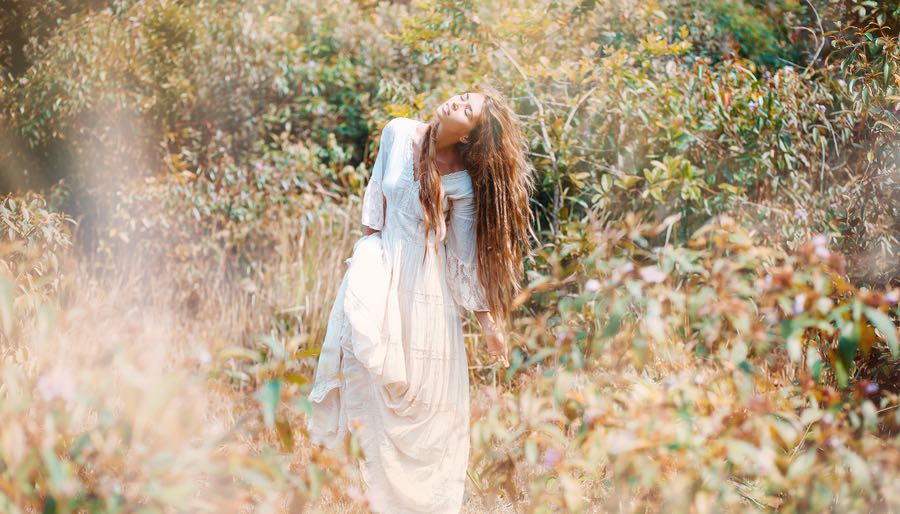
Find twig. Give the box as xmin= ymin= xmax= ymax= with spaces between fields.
xmin=562 ymin=83 xmax=600 ymax=139
xmin=801 ymin=0 xmax=826 ymax=76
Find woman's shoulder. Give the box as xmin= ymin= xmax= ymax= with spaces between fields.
xmin=385 ymin=117 xmax=422 ymax=134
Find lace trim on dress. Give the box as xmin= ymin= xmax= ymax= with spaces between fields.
xmin=445 ymin=250 xmax=489 ymax=312
xmin=361 ymin=176 xmax=385 ymax=230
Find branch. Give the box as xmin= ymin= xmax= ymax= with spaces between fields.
xmin=800 ymin=0 xmax=826 ymax=77
xmin=489 ymin=35 xmax=556 ymax=165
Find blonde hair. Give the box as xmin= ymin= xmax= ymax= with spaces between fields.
xmin=414 ymin=82 xmax=536 ymax=323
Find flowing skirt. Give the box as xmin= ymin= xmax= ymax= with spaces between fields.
xmin=307 ymin=229 xmax=471 ymax=513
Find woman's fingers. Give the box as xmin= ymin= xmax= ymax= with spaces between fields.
xmin=488 ymin=333 xmax=510 ymax=368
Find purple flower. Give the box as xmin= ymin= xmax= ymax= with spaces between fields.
xmin=865 ymin=382 xmax=879 ymax=395
xmin=885 ymin=291 xmax=898 ymax=305
xmin=794 ymin=208 xmax=807 ymax=221
xmin=542 ymin=448 xmax=562 ymax=468
xmin=748 ymin=101 xmax=758 ymax=111
xmin=821 ymin=412 xmax=834 ymax=425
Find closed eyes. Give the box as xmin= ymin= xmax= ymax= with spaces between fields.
xmin=458 ymin=92 xmax=472 ymax=118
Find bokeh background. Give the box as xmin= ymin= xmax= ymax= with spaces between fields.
xmin=0 ymin=0 xmax=898 ymax=512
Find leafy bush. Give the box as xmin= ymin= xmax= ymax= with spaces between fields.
xmin=0 ymin=186 xmax=74 ymax=347
xmin=468 ymin=214 xmax=899 ymax=511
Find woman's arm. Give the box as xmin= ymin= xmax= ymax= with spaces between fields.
xmin=445 ymin=190 xmax=509 ymax=367
xmin=360 ymin=121 xmax=394 ymax=234
xmin=362 ymin=193 xmax=387 ymax=236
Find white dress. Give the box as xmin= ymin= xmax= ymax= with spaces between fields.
xmin=307 ymin=117 xmax=489 ymax=513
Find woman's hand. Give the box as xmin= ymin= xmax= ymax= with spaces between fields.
xmin=481 ymin=323 xmax=509 ymax=368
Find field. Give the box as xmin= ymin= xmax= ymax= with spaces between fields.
xmin=0 ymin=0 xmax=898 ymax=512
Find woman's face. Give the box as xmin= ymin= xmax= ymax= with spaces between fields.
xmin=435 ymin=91 xmax=486 ymax=140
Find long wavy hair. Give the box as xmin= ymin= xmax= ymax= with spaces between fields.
xmin=414 ymin=83 xmax=535 ymax=323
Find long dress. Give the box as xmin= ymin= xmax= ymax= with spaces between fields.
xmin=306 ymin=116 xmax=489 ymax=513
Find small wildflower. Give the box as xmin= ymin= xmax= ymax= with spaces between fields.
xmin=885 ymin=291 xmax=899 ymax=305
xmin=865 ymin=382 xmax=879 ymax=395
xmin=748 ymin=101 xmax=758 ymax=110
xmin=662 ymin=375 xmax=677 ymax=390
xmin=794 ymin=207 xmax=807 ymax=221
xmin=815 ymin=296 xmax=834 ymax=314
xmin=816 ymin=104 xmax=826 ymax=113
xmin=196 ymin=350 xmax=212 ymax=365
xmin=37 ymin=367 xmax=76 ymax=404
xmin=253 ymin=161 xmax=264 ymax=170
xmin=694 ymin=374 xmax=704 ymax=385
xmin=584 ymin=406 xmax=603 ymax=424
xmin=542 ymin=448 xmax=562 ymax=468
xmin=826 ymin=435 xmax=840 ymax=448
xmin=639 ymin=265 xmax=667 ymax=284
xmin=584 ymin=278 xmax=601 ymax=293
xmin=611 ymin=262 xmax=635 ymax=283
xmin=793 ymin=293 xmax=807 ymax=315
xmin=811 ymin=234 xmax=830 ymax=259
xmin=821 ymin=412 xmax=834 ymax=425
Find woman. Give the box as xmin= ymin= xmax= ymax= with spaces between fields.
xmin=307 ymin=83 xmax=534 ymax=513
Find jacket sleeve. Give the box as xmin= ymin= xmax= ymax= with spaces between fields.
xmin=360 ymin=120 xmax=394 ymax=231
xmin=444 ymin=192 xmax=489 ymax=312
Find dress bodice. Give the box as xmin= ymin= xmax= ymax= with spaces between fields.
xmin=373 ymin=118 xmax=476 ymax=246
xmin=359 ymin=117 xmax=488 ymax=312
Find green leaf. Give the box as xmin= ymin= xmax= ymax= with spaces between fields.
xmin=787 ymin=449 xmax=816 ymax=480
xmin=863 ymin=307 xmax=899 ymax=358
xmin=839 ymin=447 xmax=873 ymax=493
xmin=255 ymin=380 xmax=281 ymax=428
xmin=837 ymin=322 xmax=859 ymax=372
xmin=0 ymin=278 xmax=15 ymax=339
